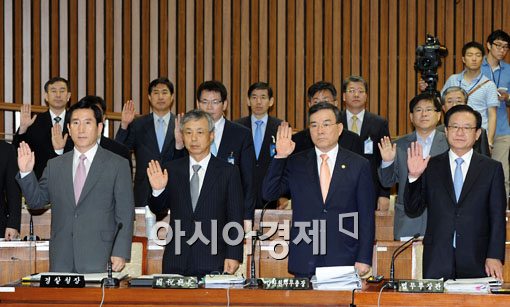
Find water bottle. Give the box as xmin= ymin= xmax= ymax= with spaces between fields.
xmin=145 ymin=205 xmax=156 ymax=240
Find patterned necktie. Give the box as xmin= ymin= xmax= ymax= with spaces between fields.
xmin=74 ymin=154 xmax=87 ymax=204
xmin=156 ymin=118 xmax=165 ymax=152
xmin=190 ymin=165 xmax=201 ymax=211
xmin=454 ymin=158 xmax=464 ymax=202
xmin=54 ymin=116 xmax=61 ymax=124
xmin=319 ymin=154 xmax=331 ymax=203
xmin=351 ymin=115 xmax=359 ymax=134
xmin=210 ymin=140 xmax=218 ymax=156
xmin=254 ymin=120 xmax=264 ymax=159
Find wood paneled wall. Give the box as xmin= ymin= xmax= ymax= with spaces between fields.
xmin=1 ymin=0 xmax=510 ymax=138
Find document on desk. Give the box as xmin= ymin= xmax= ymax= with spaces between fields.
xmin=444 ymin=277 xmax=500 ymax=293
xmin=203 ymin=275 xmax=245 ymax=288
xmin=22 ymin=272 xmax=128 ymax=283
xmin=311 ymin=266 xmax=361 ymax=290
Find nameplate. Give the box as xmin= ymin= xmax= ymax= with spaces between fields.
xmin=152 ymin=276 xmax=198 ymax=289
xmin=40 ymin=275 xmax=85 ymax=288
xmin=398 ymin=279 xmax=444 ymax=293
xmin=260 ymin=278 xmax=309 ymax=290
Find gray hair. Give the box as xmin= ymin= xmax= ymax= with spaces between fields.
xmin=179 ymin=109 xmax=215 ymax=132
xmin=440 ymin=86 xmax=468 ymax=105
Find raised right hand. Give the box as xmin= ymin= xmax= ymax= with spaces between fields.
xmin=51 ymin=124 xmax=68 ymax=151
xmin=275 ymin=122 xmax=295 ymax=158
xmin=17 ymin=141 xmax=35 ymax=173
xmin=121 ymin=100 xmax=136 ymax=129
xmin=418 ymin=78 xmax=428 ymax=92
xmin=18 ymin=104 xmax=37 ymax=134
xmin=378 ymin=136 xmax=396 ymax=162
xmin=174 ymin=113 xmax=184 ymax=150
xmin=147 ymin=160 xmax=168 ymax=190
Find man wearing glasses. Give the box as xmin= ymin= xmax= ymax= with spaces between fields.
xmin=404 ymin=104 xmax=506 ymax=280
xmin=378 ymin=93 xmax=449 ymax=240
xmin=481 ymin=30 xmax=510 ymax=199
xmin=195 ymin=80 xmax=255 ymax=225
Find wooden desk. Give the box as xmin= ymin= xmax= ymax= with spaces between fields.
xmin=1 ymin=283 xmax=509 ymax=306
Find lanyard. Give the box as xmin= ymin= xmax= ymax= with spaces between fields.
xmin=491 ymin=67 xmax=501 ymax=88
xmin=459 ymin=74 xmax=482 ymax=93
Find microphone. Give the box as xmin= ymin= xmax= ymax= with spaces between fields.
xmin=23 ymin=214 xmax=40 ymax=241
xmin=385 ymin=233 xmax=420 ymax=289
xmin=246 ymin=201 xmax=272 ymax=287
xmin=101 ymin=222 xmax=123 ymax=287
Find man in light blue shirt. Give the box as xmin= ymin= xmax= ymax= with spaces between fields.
xmin=481 ymin=30 xmax=510 ymax=199
xmin=442 ymin=41 xmax=499 ymax=149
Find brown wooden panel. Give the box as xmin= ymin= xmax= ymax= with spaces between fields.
xmin=368 ymin=0 xmax=379 ymax=129
xmin=454 ymin=0 xmax=464 ymax=73
xmin=141 ymin=0 xmax=150 ymax=115
xmin=249 ymin=0 xmax=259 ymax=84
xmin=195 ymin=0 xmax=204 ymax=90
xmin=87 ymin=0 xmax=95 ymax=94
xmin=350 ymin=0 xmax=360 ymax=76
xmin=240 ymin=0 xmax=250 ymax=117
xmin=177 ymin=0 xmax=186 ymax=111
xmin=50 ymin=0 xmax=59 ymax=77
xmin=0 ymin=0 xmax=4 ymax=132
xmin=159 ymin=0 xmax=168 ymax=77
xmin=341 ymin=0 xmax=350 ymax=84
xmin=464 ymin=0 xmax=474 ymax=44
xmin=313 ymin=0 xmax=322 ymax=82
xmin=105 ymin=0 xmax=114 ymax=117
xmin=360 ymin=0 xmax=370 ymax=94
xmin=276 ymin=0 xmax=286 ymax=120
xmin=268 ymin=0 xmax=277 ymax=114
xmin=258 ymin=0 xmax=268 ymax=83
xmin=13 ymin=0 xmax=22 ymax=104
xmin=123 ymin=0 xmax=132 ymax=106
xmin=69 ymin=0 xmax=78 ymax=97
xmin=397 ymin=0 xmax=408 ymax=137
xmin=474 ymin=0 xmax=484 ymax=43
xmin=304 ymin=0 xmax=313 ymax=109
xmin=213 ymin=0 xmax=222 ymax=81
xmin=231 ymin=0 xmax=241 ymax=119
xmin=379 ymin=0 xmax=388 ymax=131
xmin=295 ymin=0 xmax=305 ymax=129
xmin=405 ymin=0 xmax=417 ymax=134
xmin=332 ymin=0 xmax=342 ymax=107
xmin=323 ymin=0 xmax=332 ymax=82
xmin=286 ymin=0 xmax=296 ymax=126
xmin=387 ymin=0 xmax=396 ymax=128
xmin=32 ymin=0 xmax=41 ymax=106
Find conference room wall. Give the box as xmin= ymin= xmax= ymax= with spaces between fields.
xmin=0 ymin=0 xmax=509 ymax=138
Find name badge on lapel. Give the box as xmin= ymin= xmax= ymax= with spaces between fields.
xmin=364 ymin=137 xmax=373 ymax=154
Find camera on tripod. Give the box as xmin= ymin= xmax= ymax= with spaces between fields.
xmin=415 ymin=34 xmax=448 ymax=97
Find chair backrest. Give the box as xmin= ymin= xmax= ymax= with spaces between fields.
xmin=121 ymin=236 xmax=148 ymax=277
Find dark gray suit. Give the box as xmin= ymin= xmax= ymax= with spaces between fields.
xmin=378 ymin=131 xmax=449 ymax=240
xmin=16 ymin=146 xmax=134 ymax=273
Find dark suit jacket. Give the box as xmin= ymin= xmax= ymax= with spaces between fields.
xmin=436 ymin=124 xmax=490 ymax=157
xmin=0 ymin=141 xmax=21 ymax=237
xmin=13 ymin=111 xmax=69 ymax=179
xmin=292 ymin=128 xmax=363 ymax=156
xmin=404 ymin=151 xmax=506 ymax=279
xmin=236 ymin=115 xmax=282 ymax=209
xmin=16 ymin=146 xmax=134 ymax=273
xmin=115 ymin=113 xmax=179 ymax=207
xmin=341 ymin=110 xmax=391 ymax=199
xmin=262 ymin=148 xmax=375 ymax=276
xmin=149 ymin=156 xmax=244 ymax=276
xmin=216 ymin=119 xmax=256 ymax=219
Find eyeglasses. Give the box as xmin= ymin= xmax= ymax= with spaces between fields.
xmin=198 ymin=99 xmax=223 ymax=106
xmin=413 ymin=107 xmax=436 ymax=113
xmin=447 ymin=125 xmax=477 ymax=133
xmin=492 ymin=42 xmax=510 ymax=51
xmin=346 ymin=89 xmax=366 ymax=95
xmin=309 ymin=121 xmax=337 ymax=130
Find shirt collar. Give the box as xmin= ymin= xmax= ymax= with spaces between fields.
xmin=190 ymin=153 xmax=212 ymax=169
xmin=251 ymin=114 xmax=268 ymax=125
xmin=315 ymin=144 xmax=339 ymax=163
xmin=346 ymin=109 xmax=365 ymax=122
xmin=49 ymin=109 xmax=66 ymax=123
xmin=153 ymin=112 xmax=171 ymax=124
xmin=448 ymin=148 xmax=474 ymax=165
xmin=73 ymin=143 xmax=99 ymax=163
xmin=460 ymin=70 xmax=483 ymax=84
xmin=416 ymin=129 xmax=436 ymax=145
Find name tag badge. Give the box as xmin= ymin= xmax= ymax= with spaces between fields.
xmin=364 ymin=137 xmax=373 ymax=154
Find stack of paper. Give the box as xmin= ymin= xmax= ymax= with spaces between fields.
xmin=311 ymin=266 xmax=361 ymax=290
xmin=203 ymin=274 xmax=245 ymax=288
xmin=444 ymin=277 xmax=500 ymax=293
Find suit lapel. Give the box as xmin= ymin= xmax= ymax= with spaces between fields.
xmin=161 ymin=113 xmax=175 ymax=154
xmin=359 ymin=112 xmax=371 ymax=141
xmin=143 ymin=115 xmax=160 ymax=154
xmin=61 ymin=152 xmax=76 ymax=207
xmin=429 ymin=131 xmax=448 ymax=157
xmin=458 ymin=152 xmax=483 ymax=205
xmin=76 ymin=147 xmax=106 ymax=206
xmin=305 ymin=150 xmax=323 ymax=203
xmin=176 ymin=157 xmax=193 ymax=213
xmin=326 ymin=148 xmax=348 ymax=204
xmin=217 ymin=120 xmax=232 ymax=157
xmin=437 ymin=152 xmax=457 ymax=204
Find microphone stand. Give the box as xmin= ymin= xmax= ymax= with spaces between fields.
xmin=385 ymin=233 xmax=420 ymax=290
xmin=245 ymin=202 xmax=271 ymax=287
xmin=102 ymin=223 xmax=124 ymax=287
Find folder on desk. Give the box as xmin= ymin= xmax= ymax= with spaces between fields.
xmin=22 ymin=272 xmax=128 ymax=283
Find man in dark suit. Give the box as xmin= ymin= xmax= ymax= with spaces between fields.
xmin=196 ymin=80 xmax=255 ymax=223
xmin=13 ymin=77 xmax=71 ymax=179
xmin=404 ymin=104 xmax=506 ymax=280
xmin=292 ymin=81 xmax=363 ymax=156
xmin=263 ymin=102 xmax=375 ymax=278
xmin=436 ymin=86 xmax=490 ymax=156
xmin=0 ymin=141 xmax=21 ymax=240
xmin=56 ymin=95 xmax=132 ymax=173
xmin=237 ymin=82 xmax=282 ymax=209
xmin=147 ymin=110 xmax=243 ymax=276
xmin=16 ymin=101 xmax=134 ymax=273
xmin=340 ymin=76 xmax=391 ymax=210
xmin=115 ymin=77 xmax=182 ymax=207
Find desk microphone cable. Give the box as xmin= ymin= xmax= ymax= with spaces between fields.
xmin=377 ymin=283 xmax=390 ymax=307
xmin=350 ymin=288 xmax=356 ymax=307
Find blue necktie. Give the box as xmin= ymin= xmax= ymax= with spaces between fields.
xmin=210 ymin=140 xmax=218 ymax=156
xmin=453 ymin=158 xmax=464 ymax=202
xmin=254 ymin=120 xmax=263 ymax=159
xmin=156 ymin=118 xmax=165 ymax=152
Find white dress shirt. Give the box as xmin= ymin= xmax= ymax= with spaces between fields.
xmin=315 ymin=144 xmax=339 ymax=177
